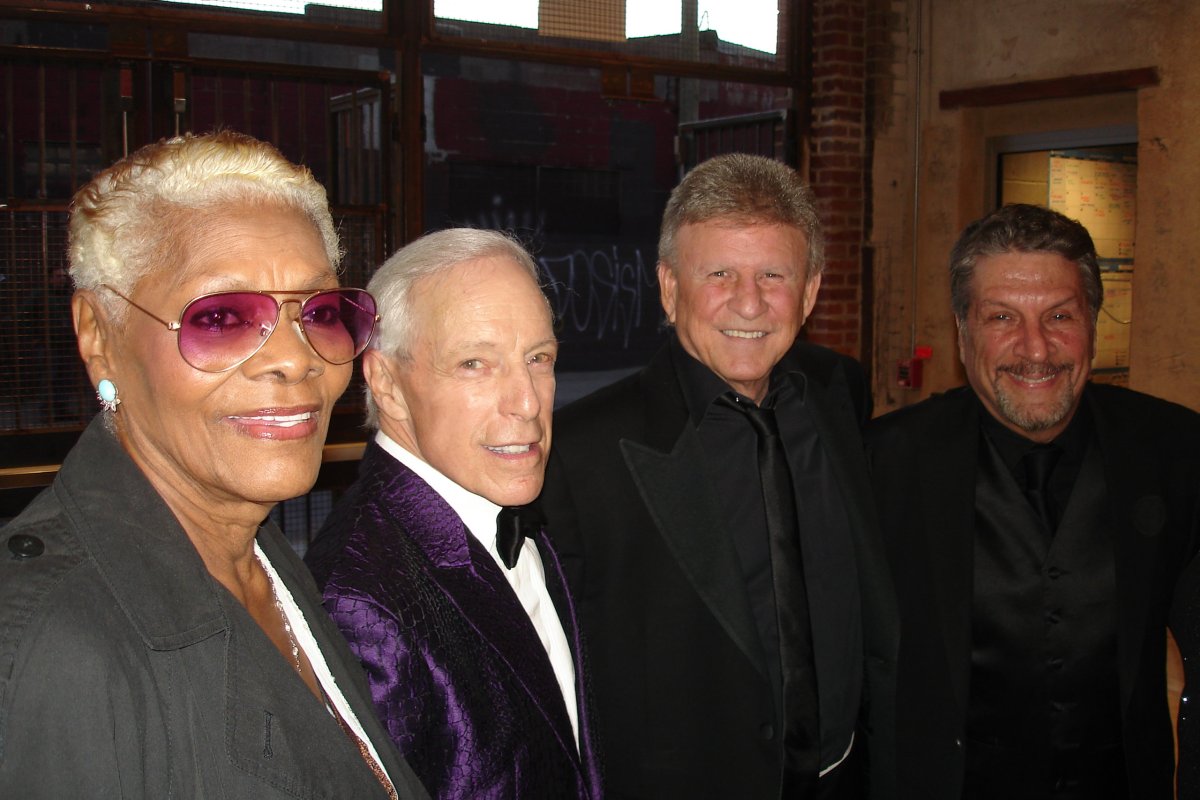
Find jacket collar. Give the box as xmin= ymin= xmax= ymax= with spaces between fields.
xmin=358 ymin=440 xmax=475 ymax=569
xmin=1087 ymin=385 xmax=1162 ymax=711
xmin=52 ymin=417 xmax=229 ymax=650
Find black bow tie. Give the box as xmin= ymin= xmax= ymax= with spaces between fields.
xmin=495 ymin=505 xmax=544 ymax=569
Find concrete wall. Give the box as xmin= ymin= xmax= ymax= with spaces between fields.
xmin=868 ymin=0 xmax=1200 ymax=413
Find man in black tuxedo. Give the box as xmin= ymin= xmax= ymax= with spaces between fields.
xmin=538 ymin=153 xmax=897 ymax=799
xmin=867 ymin=203 xmax=1200 ymax=799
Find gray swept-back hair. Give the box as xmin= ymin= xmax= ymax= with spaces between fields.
xmin=363 ymin=227 xmax=547 ymax=430
xmin=658 ymin=153 xmax=824 ymax=279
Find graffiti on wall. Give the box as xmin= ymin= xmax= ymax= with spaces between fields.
xmin=536 ymin=244 xmax=665 ymax=370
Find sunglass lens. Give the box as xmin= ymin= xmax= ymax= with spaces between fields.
xmin=300 ymin=289 xmax=377 ymax=364
xmin=178 ymin=292 xmax=279 ymax=371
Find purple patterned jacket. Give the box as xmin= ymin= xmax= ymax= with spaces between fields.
xmin=305 ymin=442 xmax=603 ymax=800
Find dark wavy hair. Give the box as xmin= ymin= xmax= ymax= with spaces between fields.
xmin=949 ymin=203 xmax=1102 ymax=321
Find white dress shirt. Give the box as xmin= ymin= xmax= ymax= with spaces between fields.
xmin=376 ymin=431 xmax=580 ymax=747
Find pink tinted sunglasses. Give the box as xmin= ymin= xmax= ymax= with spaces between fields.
xmin=102 ymin=284 xmax=379 ymax=373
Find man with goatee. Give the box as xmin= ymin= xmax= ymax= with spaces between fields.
xmin=867 ymin=203 xmax=1200 ymax=800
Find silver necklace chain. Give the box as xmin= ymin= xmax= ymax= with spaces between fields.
xmin=256 ymin=549 xmax=303 ymax=676
xmin=273 ymin=592 xmax=303 ymax=675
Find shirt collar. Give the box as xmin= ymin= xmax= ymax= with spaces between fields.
xmin=976 ymin=389 xmax=1093 ymax=471
xmin=670 ymin=334 xmax=806 ymax=426
xmin=374 ymin=430 xmax=502 ymax=549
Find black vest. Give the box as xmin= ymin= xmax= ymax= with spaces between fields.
xmin=964 ymin=433 xmax=1126 ymax=799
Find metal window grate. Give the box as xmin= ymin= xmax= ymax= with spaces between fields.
xmin=679 ymin=108 xmax=791 ymax=169
xmin=1 ymin=54 xmax=391 ymax=435
xmin=0 ymin=207 xmax=382 ymax=434
xmin=271 ymin=489 xmax=335 ymax=556
xmin=0 ymin=210 xmax=92 ymax=431
xmin=1 ymin=58 xmax=111 ymax=201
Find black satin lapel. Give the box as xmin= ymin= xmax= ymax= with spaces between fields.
xmin=801 ymin=370 xmax=882 ymax=565
xmin=801 ymin=368 xmax=900 ymax=659
xmin=1091 ymin=394 xmax=1164 ymax=712
xmin=620 ymin=430 xmax=768 ymax=678
xmin=925 ymin=400 xmax=979 ymax=716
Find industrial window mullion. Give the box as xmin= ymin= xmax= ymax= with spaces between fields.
xmin=37 ymin=63 xmax=46 ymax=199
xmin=5 ymin=63 xmax=13 ymax=199
xmin=69 ymin=66 xmax=79 ymax=195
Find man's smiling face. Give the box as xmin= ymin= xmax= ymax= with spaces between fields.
xmin=380 ymin=255 xmax=557 ymax=505
xmin=958 ymin=249 xmax=1095 ymax=443
xmin=658 ymin=218 xmax=820 ymax=403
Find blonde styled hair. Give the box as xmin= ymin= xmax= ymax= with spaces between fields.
xmin=69 ymin=130 xmax=340 ymax=317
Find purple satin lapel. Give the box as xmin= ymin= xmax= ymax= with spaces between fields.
xmin=432 ymin=538 xmax=578 ymax=750
xmin=380 ymin=455 xmax=583 ymax=771
xmin=383 ymin=458 xmax=472 ymax=569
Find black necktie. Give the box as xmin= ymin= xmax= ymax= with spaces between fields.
xmin=1022 ymin=444 xmax=1062 ymax=531
xmin=496 ymin=505 xmax=544 ymax=569
xmin=718 ymin=393 xmax=821 ymax=783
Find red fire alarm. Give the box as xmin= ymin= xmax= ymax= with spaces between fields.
xmin=897 ymin=346 xmax=932 ymax=389
xmin=896 ymin=357 xmax=923 ymax=389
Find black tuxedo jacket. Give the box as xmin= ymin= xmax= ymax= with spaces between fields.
xmin=866 ymin=383 xmax=1200 ymax=800
xmin=538 ymin=341 xmax=898 ymax=800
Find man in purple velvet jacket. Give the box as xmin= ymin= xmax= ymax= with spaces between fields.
xmin=305 ymin=228 xmax=602 ymax=800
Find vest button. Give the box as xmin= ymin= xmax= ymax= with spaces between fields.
xmin=1045 ymin=609 xmax=1061 ymax=625
xmin=1047 ymin=657 xmax=1064 ymax=671
xmin=759 ymin=724 xmax=775 ymax=741
xmin=7 ymin=534 xmax=45 ymax=559
xmin=1047 ymin=565 xmax=1063 ymax=579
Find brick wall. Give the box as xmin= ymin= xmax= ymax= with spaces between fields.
xmin=806 ymin=0 xmax=868 ymax=359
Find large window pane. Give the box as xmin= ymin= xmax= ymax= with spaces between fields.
xmin=421 ymin=52 xmax=793 ymax=400
xmin=102 ymin=0 xmax=383 ymax=29
xmin=434 ymin=0 xmax=790 ymax=70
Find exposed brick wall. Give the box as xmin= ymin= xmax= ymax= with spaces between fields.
xmin=806 ymin=0 xmax=868 ymax=359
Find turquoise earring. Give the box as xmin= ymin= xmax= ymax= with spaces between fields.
xmin=97 ymin=379 xmax=120 ymax=413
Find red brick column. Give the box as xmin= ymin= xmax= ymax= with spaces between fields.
xmin=806 ymin=0 xmax=868 ymax=360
